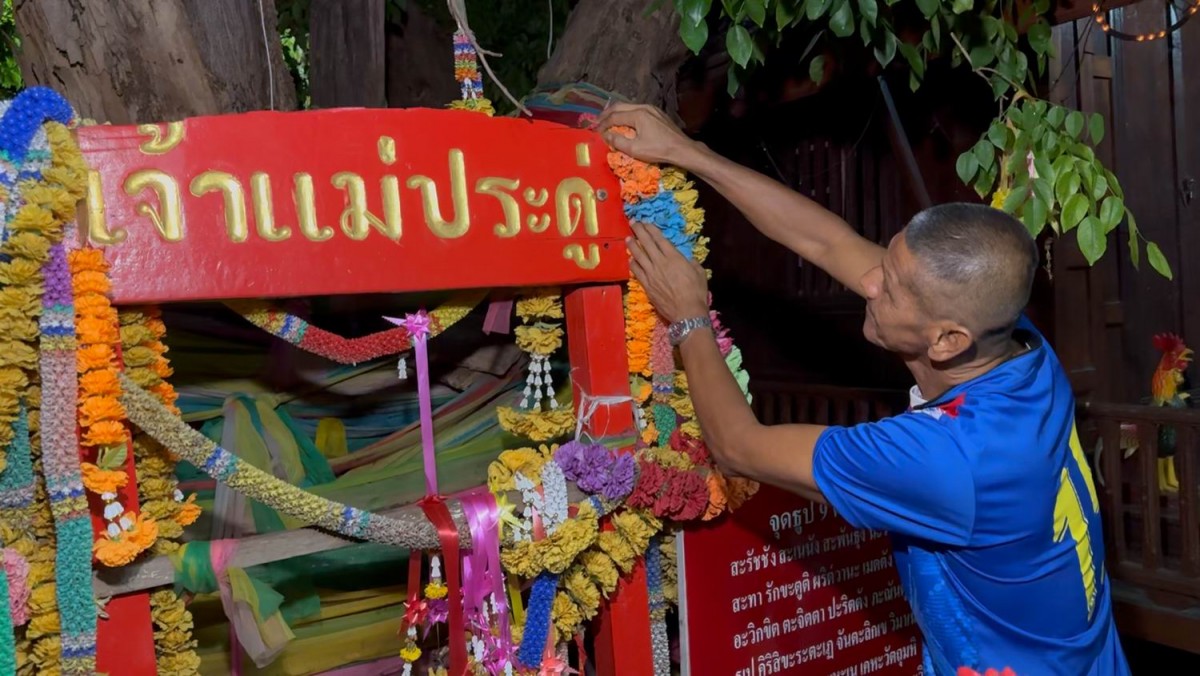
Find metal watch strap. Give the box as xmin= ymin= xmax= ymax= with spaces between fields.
xmin=668 ymin=316 xmax=712 ymax=346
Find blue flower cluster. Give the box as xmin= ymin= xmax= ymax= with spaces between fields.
xmin=517 ymin=571 xmax=559 ymax=668
xmin=624 ymin=191 xmax=695 ymax=260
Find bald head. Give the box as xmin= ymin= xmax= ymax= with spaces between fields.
xmin=903 ymin=203 xmax=1038 ymax=343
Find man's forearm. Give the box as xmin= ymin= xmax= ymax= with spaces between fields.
xmin=674 ymin=141 xmax=883 ymax=296
xmin=676 ymin=327 xmax=759 ymax=476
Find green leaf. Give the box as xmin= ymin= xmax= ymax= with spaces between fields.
xmin=97 ymin=445 xmax=128 ymax=471
xmin=988 ymin=121 xmax=1011 ymax=149
xmin=1061 ymin=193 xmax=1089 ymax=230
xmin=1046 ymin=106 xmax=1066 ymax=129
xmin=1089 ymin=112 xmax=1105 ymax=144
xmin=990 ymin=73 xmax=1010 ymax=99
xmin=1028 ymin=20 xmax=1052 ymax=56
xmin=982 ymin=16 xmax=1002 ymax=40
xmin=829 ymin=0 xmax=855 ymax=37
xmin=1105 ymin=168 xmax=1124 ymax=199
xmin=1099 ymin=195 xmax=1124 ymax=232
xmin=931 ymin=15 xmax=942 ymax=49
xmin=727 ymin=25 xmax=754 ymax=66
xmin=909 ymin=70 xmax=921 ymax=92
xmin=1055 ymin=169 xmax=1081 ymax=206
xmin=678 ymin=0 xmax=714 ymax=27
xmin=1033 ymin=177 xmax=1054 ymax=207
xmin=874 ymin=30 xmax=898 ymax=67
xmin=914 ymin=0 xmax=938 ymax=18
xmin=1091 ymin=172 xmax=1109 ymax=201
xmin=1003 ymin=184 xmax=1028 ymax=213
xmin=679 ymin=17 xmax=710 ymax=53
xmin=726 ymin=66 xmax=741 ymax=96
xmin=974 ymin=167 xmax=997 ymax=197
xmin=951 ymin=0 xmax=973 ymax=13
xmin=1034 ymin=157 xmax=1055 ymax=186
xmin=1077 ymin=216 xmax=1106 ymax=264
xmin=956 ymin=151 xmax=980 ymax=185
xmin=1147 ymin=241 xmax=1173 ymax=279
xmin=969 ymin=44 xmax=995 ymax=67
xmin=809 ymin=55 xmax=826 ymax=84
xmin=857 ymin=0 xmax=879 ymax=25
xmin=1065 ymin=111 xmax=1085 ymax=139
xmin=1025 ymin=195 xmax=1050 ymax=236
xmin=776 ymin=0 xmax=799 ymax=26
xmin=973 ymin=140 xmax=995 ymax=171
xmin=861 ymin=17 xmax=873 ymax=45
xmin=807 ymin=0 xmax=833 ymax=20
xmin=745 ymin=0 xmax=767 ymax=25
xmin=1127 ymin=213 xmax=1140 ymax=270
xmin=898 ymin=42 xmax=924 ymax=77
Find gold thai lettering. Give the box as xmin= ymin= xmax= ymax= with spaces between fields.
xmin=523 ymin=187 xmax=551 ymax=233
xmin=476 ymin=177 xmax=521 ymax=237
xmin=378 ymin=136 xmax=397 ymax=165
xmin=575 ymin=143 xmax=591 ymax=167
xmin=124 ymin=169 xmax=184 ymax=242
xmin=85 ymin=169 xmax=126 ymax=244
xmin=407 ymin=149 xmax=470 ymax=238
xmin=563 ymin=243 xmax=600 ymax=269
xmin=136 ymin=121 xmax=186 ymax=155
xmin=190 ymin=171 xmax=248 ymax=242
xmin=249 ymin=173 xmax=292 ymax=241
xmin=555 ymin=177 xmax=599 ymax=237
xmin=331 ymin=172 xmax=402 ymax=241
xmin=293 ymin=173 xmax=334 ymax=241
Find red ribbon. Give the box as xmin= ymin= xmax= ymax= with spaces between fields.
xmin=420 ymin=496 xmax=468 ymax=675
xmin=402 ymin=554 xmax=424 ymax=632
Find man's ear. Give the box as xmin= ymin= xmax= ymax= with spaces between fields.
xmin=927 ymin=323 xmax=973 ymax=363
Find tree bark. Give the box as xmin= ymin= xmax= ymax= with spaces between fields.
xmin=385 ymin=5 xmax=457 ymax=109
xmin=14 ymin=0 xmax=296 ymax=124
xmin=309 ymin=0 xmax=387 ymax=108
xmin=536 ymin=0 xmax=690 ymax=110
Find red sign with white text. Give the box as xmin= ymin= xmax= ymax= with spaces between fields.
xmin=680 ymin=486 xmax=923 ymax=676
xmin=75 ymin=108 xmax=630 ymax=304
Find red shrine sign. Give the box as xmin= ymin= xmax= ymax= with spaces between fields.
xmin=75 ymin=108 xmax=630 ymax=304
xmin=679 ymin=486 xmax=923 ymax=676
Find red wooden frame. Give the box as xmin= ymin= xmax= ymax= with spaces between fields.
xmin=77 ymin=108 xmax=652 ymax=674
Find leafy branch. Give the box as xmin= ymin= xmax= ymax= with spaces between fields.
xmin=669 ymin=0 xmax=1171 ymax=278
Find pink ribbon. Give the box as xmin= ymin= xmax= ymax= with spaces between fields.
xmin=482 ymin=298 xmax=513 ymax=335
xmin=457 ymin=488 xmax=510 ymax=647
xmin=316 ymin=656 xmax=406 ymax=676
xmin=384 ymin=311 xmax=438 ymax=495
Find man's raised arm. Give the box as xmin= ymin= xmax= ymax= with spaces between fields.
xmin=596 ymin=103 xmax=884 ymax=298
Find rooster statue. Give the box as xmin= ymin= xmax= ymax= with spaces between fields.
xmin=1093 ymin=333 xmax=1193 ymax=493
xmin=1150 ymin=333 xmax=1193 ymax=492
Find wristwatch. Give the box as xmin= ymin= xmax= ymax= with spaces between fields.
xmin=667 ymin=316 xmax=713 ymax=346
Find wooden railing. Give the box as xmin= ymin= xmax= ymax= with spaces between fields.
xmin=750 ymin=380 xmax=907 ymax=426
xmin=1083 ymin=402 xmax=1200 ymax=603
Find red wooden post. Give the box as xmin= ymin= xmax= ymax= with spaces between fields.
xmin=93 ymin=343 xmax=156 ymax=675
xmin=564 ymin=284 xmax=653 ymax=676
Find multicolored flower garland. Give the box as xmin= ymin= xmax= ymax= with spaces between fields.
xmin=225 ymin=291 xmax=484 ymax=366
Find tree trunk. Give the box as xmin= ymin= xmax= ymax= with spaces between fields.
xmin=14 ymin=0 xmax=296 ymax=123
xmin=309 ymin=0 xmax=387 ymax=108
xmin=385 ymin=5 xmax=457 ymax=109
xmin=536 ymin=0 xmax=690 ymax=110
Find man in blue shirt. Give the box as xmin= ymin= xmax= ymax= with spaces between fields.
xmin=596 ymin=102 xmax=1130 ymax=676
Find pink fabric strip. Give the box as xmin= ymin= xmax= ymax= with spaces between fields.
xmin=314 ymin=655 xmax=406 ymax=676
xmin=413 ymin=331 xmax=438 ymax=496
xmin=457 ymin=486 xmax=512 ymax=671
xmin=482 ymin=298 xmax=513 ymax=335
xmin=209 ymin=539 xmax=243 ymax=676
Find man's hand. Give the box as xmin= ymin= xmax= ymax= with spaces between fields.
xmin=627 ymin=222 xmax=709 ymax=324
xmin=595 ymin=102 xmax=701 ymax=168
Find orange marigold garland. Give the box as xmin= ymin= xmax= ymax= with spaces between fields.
xmin=69 ymin=248 xmax=159 ymax=567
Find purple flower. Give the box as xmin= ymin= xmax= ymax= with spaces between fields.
xmin=602 ymin=453 xmax=637 ymax=501
xmin=574 ymin=444 xmax=613 ymax=495
xmin=553 ymin=440 xmax=587 ymax=479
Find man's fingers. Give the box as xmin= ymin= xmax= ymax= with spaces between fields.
xmin=602 ymin=131 xmax=634 ymax=154
xmin=628 ymin=256 xmax=648 ymax=284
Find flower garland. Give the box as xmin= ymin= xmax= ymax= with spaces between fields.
xmin=225 ymin=290 xmax=484 ymax=366
xmin=117 ymin=306 xmax=200 ymax=674
xmin=69 ymin=249 xmax=160 ymax=567
xmin=482 ymin=106 xmax=760 ymax=674
xmin=495 ymin=290 xmax=575 ymax=443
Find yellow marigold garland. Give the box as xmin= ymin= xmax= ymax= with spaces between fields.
xmin=118 ymin=307 xmax=201 ymax=674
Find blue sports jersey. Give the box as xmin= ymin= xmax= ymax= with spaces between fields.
xmin=812 ymin=316 xmax=1129 ymax=676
